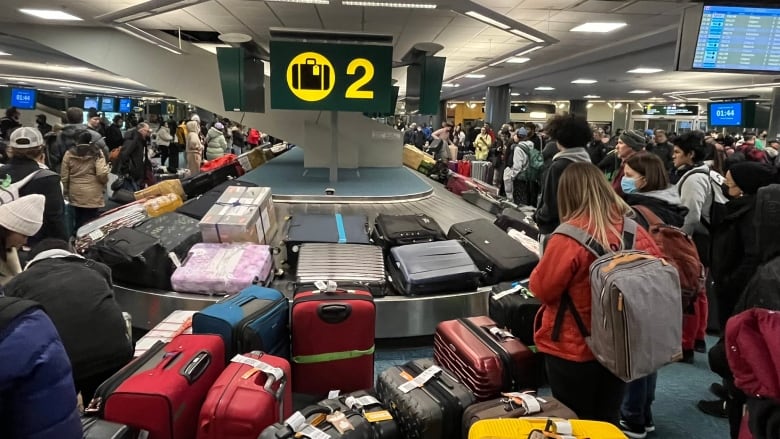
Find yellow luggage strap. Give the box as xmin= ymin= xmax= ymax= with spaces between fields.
xmin=292 ymin=346 xmax=375 ymax=364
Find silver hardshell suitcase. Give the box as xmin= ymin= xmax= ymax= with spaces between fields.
xmin=471 ymin=160 xmax=493 ymax=184
xmin=295 ymin=243 xmax=387 ymax=296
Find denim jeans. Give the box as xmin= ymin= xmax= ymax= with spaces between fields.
xmin=621 ymin=372 xmax=657 ymax=425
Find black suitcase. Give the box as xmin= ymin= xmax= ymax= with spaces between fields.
xmin=371 ymin=213 xmax=446 ymax=250
xmin=376 ymin=358 xmax=474 ymax=439
xmin=81 ymin=416 xmax=134 ymax=438
xmin=489 ymin=281 xmax=540 ymax=347
xmin=461 ymin=190 xmax=502 ymax=215
xmin=317 ymin=390 xmax=400 ymax=439
xmin=494 ymin=207 xmax=539 ymax=240
xmin=181 ymin=163 xmax=242 ymax=199
xmin=448 ymin=219 xmax=539 ymax=285
xmin=258 ymin=403 xmax=373 ymax=439
xmin=176 ymin=180 xmax=258 ymax=220
xmin=387 ymin=241 xmax=481 ymax=296
xmin=755 ymin=184 xmax=780 ymax=263
xmin=285 ymin=214 xmax=370 ymax=270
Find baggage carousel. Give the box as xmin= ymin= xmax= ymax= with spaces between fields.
xmin=114 ymin=162 xmax=500 ymax=339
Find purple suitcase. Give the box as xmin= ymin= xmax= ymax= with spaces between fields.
xmin=448 ymin=161 xmax=459 ymax=172
xmin=171 ymin=243 xmax=273 ymax=295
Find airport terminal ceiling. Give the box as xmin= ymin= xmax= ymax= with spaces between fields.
xmin=0 ymin=0 xmax=778 ymax=106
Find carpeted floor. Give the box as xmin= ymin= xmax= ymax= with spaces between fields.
xmin=375 ymin=335 xmax=729 ymax=438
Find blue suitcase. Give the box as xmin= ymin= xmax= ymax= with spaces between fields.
xmin=285 ymin=213 xmax=370 ymax=271
xmin=192 ymin=286 xmax=289 ymax=361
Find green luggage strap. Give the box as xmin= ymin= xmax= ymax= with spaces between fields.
xmin=292 ymin=346 xmax=375 ymax=364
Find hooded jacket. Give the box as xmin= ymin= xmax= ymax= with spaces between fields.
xmin=156 ymin=125 xmax=173 ymax=147
xmin=0 ymin=303 xmax=82 ymax=438
xmin=677 ymin=164 xmax=727 ymax=236
xmin=533 ymin=147 xmax=592 ymax=235
xmin=186 ymin=121 xmax=203 ymax=153
xmin=51 ymin=124 xmax=107 ymax=173
xmin=625 ymin=185 xmax=689 ymax=228
xmin=118 ymin=128 xmax=147 ymax=182
xmin=205 ymin=126 xmax=228 ymax=160
xmin=530 ymin=216 xmax=662 ymax=362
xmin=508 ymin=140 xmax=535 ymax=179
xmin=4 ymin=250 xmax=133 ymax=382
xmin=61 ymin=143 xmax=109 ymax=208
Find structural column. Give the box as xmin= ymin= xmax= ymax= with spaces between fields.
xmin=569 ymin=99 xmax=588 ymax=119
xmin=612 ymin=102 xmax=631 ymax=133
xmin=485 ymin=85 xmax=511 ymax=128
xmin=768 ymin=88 xmax=780 ymax=139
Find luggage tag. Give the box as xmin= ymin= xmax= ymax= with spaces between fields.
xmin=502 ymin=392 xmax=542 ymax=415
xmin=398 ymin=365 xmax=441 ymax=393
xmin=230 ymin=354 xmax=285 ymax=382
xmin=489 ymin=326 xmax=516 ymax=340
xmin=345 ymin=395 xmax=394 ymax=423
xmin=325 ymin=411 xmax=354 ymax=434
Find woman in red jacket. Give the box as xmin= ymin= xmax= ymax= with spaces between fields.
xmin=529 ymin=162 xmax=662 ymax=425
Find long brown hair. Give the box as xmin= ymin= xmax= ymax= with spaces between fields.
xmin=558 ymin=162 xmax=632 ymax=250
xmin=625 ymin=152 xmax=669 ymax=192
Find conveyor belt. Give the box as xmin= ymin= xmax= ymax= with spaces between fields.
xmin=113 ymin=175 xmax=496 ymax=338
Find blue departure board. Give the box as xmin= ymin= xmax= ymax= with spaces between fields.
xmin=693 ymin=5 xmax=780 ymax=72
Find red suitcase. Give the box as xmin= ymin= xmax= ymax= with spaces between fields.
xmin=103 ymin=334 xmax=226 ymax=439
xmin=434 ymin=316 xmax=536 ymax=401
xmin=447 ymin=173 xmax=478 ymax=196
xmin=197 ymin=351 xmax=291 ymax=439
xmin=291 ymin=286 xmax=375 ymax=394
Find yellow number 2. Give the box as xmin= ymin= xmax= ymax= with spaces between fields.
xmin=345 ymin=58 xmax=374 ymax=99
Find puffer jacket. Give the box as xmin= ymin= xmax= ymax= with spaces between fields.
xmin=0 ymin=303 xmax=82 ymax=438
xmin=530 ymin=216 xmax=662 ymax=362
xmin=186 ymin=121 xmax=203 ymax=153
xmin=205 ymin=126 xmax=228 ymax=160
xmin=61 ymin=143 xmax=109 ymax=208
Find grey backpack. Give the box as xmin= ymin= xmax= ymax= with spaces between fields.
xmin=553 ymin=217 xmax=683 ymax=382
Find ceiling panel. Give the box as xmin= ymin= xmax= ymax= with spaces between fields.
xmin=316 ymin=4 xmax=364 ymax=31
xmin=617 ymin=1 xmax=689 ymax=15
xmin=265 ymin=3 xmax=322 ymax=28
xmin=518 ymin=0 xmax=582 ymax=8
xmin=570 ymin=0 xmax=628 ymax=13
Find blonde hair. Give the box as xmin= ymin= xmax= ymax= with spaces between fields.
xmin=557 ymin=162 xmax=632 ymax=250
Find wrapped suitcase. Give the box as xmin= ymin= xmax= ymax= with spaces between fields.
xmin=100 ymin=335 xmax=226 ymax=439
xmin=295 ymin=243 xmax=386 ymax=296
xmin=134 ymin=179 xmax=186 ymax=201
xmin=494 ymin=206 xmax=539 ymax=240
xmin=201 ymin=154 xmax=239 ymax=173
xmin=181 ymin=162 xmax=242 ymax=199
xmin=376 ymin=358 xmax=475 ymax=439
xmin=461 ymin=190 xmax=502 ymax=215
xmin=176 ymin=180 xmax=258 ymax=220
xmin=489 ymin=281 xmax=540 ymax=347
xmin=387 ymin=240 xmax=481 ymax=296
xmin=461 ymin=394 xmax=577 ymax=439
xmin=371 ymin=213 xmax=446 ymax=250
xmin=317 ymin=390 xmax=400 ymax=439
xmin=448 ymin=219 xmax=539 ymax=285
xmin=259 ymin=403 xmax=373 ymax=439
xmin=144 ymin=193 xmax=183 ymax=217
xmin=197 ymin=351 xmax=291 ymax=439
xmin=434 ymin=316 xmax=537 ymax=401
xmin=403 ymin=144 xmax=426 ymax=170
xmin=76 ymin=201 xmax=148 ymax=239
xmin=192 ymin=286 xmax=289 ymax=361
xmin=285 ymin=213 xmax=370 ymax=270
xmin=446 ymin=173 xmax=478 ymax=196
xmin=171 ymin=243 xmax=274 ymax=295
xmin=291 ymin=286 xmax=375 ymax=394
xmin=468 ymin=418 xmax=627 ymax=439
xmin=81 ymin=417 xmax=134 ymax=438
xmin=470 ymin=161 xmax=493 ymax=184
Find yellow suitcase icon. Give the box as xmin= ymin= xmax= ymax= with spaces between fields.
xmin=468 ymin=418 xmax=627 ymax=439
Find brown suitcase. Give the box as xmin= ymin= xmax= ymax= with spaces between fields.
xmin=461 ymin=394 xmax=578 ymax=439
xmin=434 ymin=316 xmax=536 ymax=401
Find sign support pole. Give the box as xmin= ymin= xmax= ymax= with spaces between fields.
xmin=330 ymin=110 xmax=339 ymax=183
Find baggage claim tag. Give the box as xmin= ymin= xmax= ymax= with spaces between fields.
xmin=230 ymin=354 xmax=285 ymax=382
xmin=503 ymin=392 xmax=542 ymax=415
xmin=345 ymin=395 xmax=393 ymax=423
xmin=325 ymin=411 xmax=354 ymax=434
xmin=299 ymin=425 xmax=331 ymax=439
xmin=398 ymin=365 xmax=442 ymax=393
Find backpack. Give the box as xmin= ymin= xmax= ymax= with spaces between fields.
xmin=0 ymin=169 xmax=49 ymax=205
xmin=516 ymin=144 xmax=544 ymax=183
xmin=552 ymin=217 xmax=683 ymax=382
xmin=677 ymin=168 xmax=728 ymax=230
xmin=633 ymin=205 xmax=705 ymax=311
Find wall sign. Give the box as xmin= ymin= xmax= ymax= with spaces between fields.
xmin=270 ymin=40 xmax=392 ymax=112
xmin=643 ymin=104 xmax=699 ymax=116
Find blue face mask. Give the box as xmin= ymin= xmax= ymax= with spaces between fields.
xmin=621 ymin=176 xmax=638 ymax=194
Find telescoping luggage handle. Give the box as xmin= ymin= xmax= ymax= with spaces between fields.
xmin=231 ymin=352 xmax=289 ymax=425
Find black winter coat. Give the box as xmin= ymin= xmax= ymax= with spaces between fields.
xmin=625 ymin=193 xmax=689 ymax=228
xmin=118 ymin=129 xmax=146 ymax=182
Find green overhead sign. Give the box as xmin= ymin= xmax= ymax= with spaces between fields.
xmin=270 ymin=40 xmax=393 ymax=112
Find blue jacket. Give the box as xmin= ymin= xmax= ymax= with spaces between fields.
xmin=0 ymin=308 xmax=82 ymax=438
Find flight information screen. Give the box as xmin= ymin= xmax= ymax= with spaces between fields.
xmin=693 ymin=5 xmax=780 ymax=72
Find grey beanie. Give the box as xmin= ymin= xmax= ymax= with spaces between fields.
xmin=620 ymin=130 xmax=646 ymax=151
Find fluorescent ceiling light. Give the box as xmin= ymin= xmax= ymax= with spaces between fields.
xmin=266 ymin=0 xmax=329 ymax=4
xmin=505 ymin=57 xmax=530 ymax=64
xmin=191 ymin=43 xmax=231 ymax=55
xmin=0 ymin=51 xmax=11 ymax=56
xmin=516 ymin=46 xmax=543 ymax=57
xmin=614 ymin=103 xmax=623 ymax=109
xmin=572 ymin=79 xmax=597 ymax=84
xmin=627 ymin=67 xmax=663 ymax=74
xmin=628 ymin=90 xmax=652 ymax=94
xmin=529 ymin=112 xmax=547 ymax=119
xmin=586 ymin=103 xmax=594 ymax=108
xmin=343 ymin=1 xmax=436 ymax=7
xmin=19 ymin=9 xmax=82 ymax=21
xmin=508 ymin=29 xmax=544 ymax=43
xmin=464 ymin=74 xmax=485 ymax=78
xmin=465 ymin=11 xmax=509 ymax=30
xmin=442 ymin=83 xmax=459 ymax=88
xmin=510 ymin=92 xmax=520 ymax=96
xmin=534 ymin=86 xmax=555 ymax=91
xmin=583 ymin=95 xmax=600 ymax=98
xmin=570 ymin=22 xmax=626 ymax=33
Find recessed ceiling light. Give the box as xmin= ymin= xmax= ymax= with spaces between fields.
xmin=510 ymin=92 xmax=520 ymax=96
xmin=572 ymin=79 xmax=598 ymax=84
xmin=628 ymin=90 xmax=652 ymax=94
xmin=508 ymin=29 xmax=544 ymax=43
xmin=464 ymin=74 xmax=486 ymax=79
xmin=627 ymin=67 xmax=663 ymax=74
xmin=516 ymin=46 xmax=543 ymax=57
xmin=505 ymin=57 xmax=530 ymax=64
xmin=583 ymin=95 xmax=600 ymax=98
xmin=19 ymin=9 xmax=82 ymax=21
xmin=442 ymin=83 xmax=460 ymax=88
xmin=570 ymin=22 xmax=626 ymax=33
xmin=465 ymin=11 xmax=509 ymax=30
xmin=535 ymin=86 xmax=555 ymax=91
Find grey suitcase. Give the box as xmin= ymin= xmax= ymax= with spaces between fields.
xmin=471 ymin=161 xmax=493 ymax=184
xmin=387 ymin=240 xmax=481 ymax=295
xmin=285 ymin=214 xmax=370 ymax=271
xmin=295 ymin=243 xmax=387 ymax=296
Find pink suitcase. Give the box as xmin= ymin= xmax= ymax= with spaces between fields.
xmin=171 ymin=243 xmax=273 ymax=295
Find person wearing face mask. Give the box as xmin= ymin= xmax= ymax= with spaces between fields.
xmin=0 ymin=194 xmax=45 ymax=285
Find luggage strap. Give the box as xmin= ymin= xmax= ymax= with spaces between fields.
xmin=292 ymin=346 xmax=375 ymax=364
xmin=335 ymin=213 xmax=346 ymax=243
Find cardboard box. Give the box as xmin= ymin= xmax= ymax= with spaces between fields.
xmin=238 ymin=148 xmax=272 ymax=172
xmin=199 ymin=186 xmax=277 ymax=244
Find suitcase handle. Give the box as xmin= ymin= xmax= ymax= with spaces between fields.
xmin=317 ymin=304 xmax=352 ymax=323
xmin=179 ymin=351 xmax=211 ymax=384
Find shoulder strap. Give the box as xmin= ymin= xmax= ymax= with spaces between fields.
xmin=0 ymin=297 xmax=40 ymax=332
xmin=553 ymin=223 xmax=606 ymax=257
xmin=622 ymin=217 xmax=637 ymax=250
xmin=632 ymin=205 xmax=663 ymax=228
xmin=677 ymin=169 xmax=709 ymax=195
xmin=551 ymin=293 xmax=589 ymax=341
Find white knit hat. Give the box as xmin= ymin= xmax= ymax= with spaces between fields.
xmin=0 ymin=194 xmax=45 ymax=237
